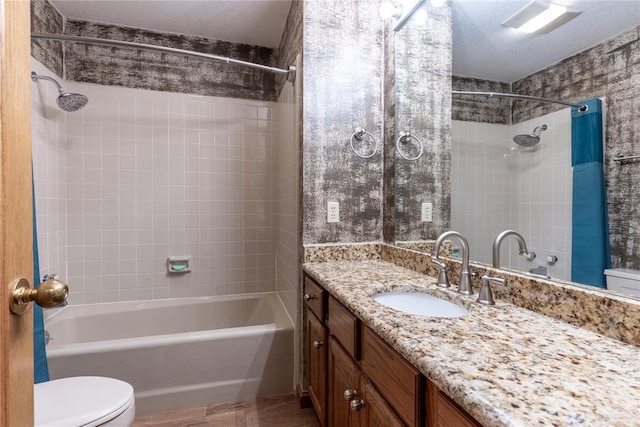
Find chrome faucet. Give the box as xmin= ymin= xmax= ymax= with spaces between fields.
xmin=432 ymin=231 xmax=473 ymax=295
xmin=477 ymin=275 xmax=506 ymax=305
xmin=492 ymin=230 xmax=536 ymax=269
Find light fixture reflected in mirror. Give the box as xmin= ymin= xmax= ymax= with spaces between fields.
xmin=379 ymin=2 xmax=402 ymax=19
xmin=502 ymin=0 xmax=581 ymax=34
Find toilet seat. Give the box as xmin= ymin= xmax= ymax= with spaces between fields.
xmin=35 ymin=376 xmax=135 ymax=427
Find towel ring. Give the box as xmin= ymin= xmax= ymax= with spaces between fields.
xmin=396 ymin=131 xmax=423 ymax=161
xmin=350 ymin=127 xmax=378 ymax=159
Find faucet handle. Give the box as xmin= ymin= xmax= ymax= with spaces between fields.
xmin=431 ymin=257 xmax=449 ymax=288
xmin=477 ymin=275 xmax=506 ymax=305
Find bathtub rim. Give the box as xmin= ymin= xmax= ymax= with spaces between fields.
xmin=44 ymin=291 xmax=294 ymax=357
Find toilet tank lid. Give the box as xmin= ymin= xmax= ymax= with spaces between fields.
xmin=604 ymin=268 xmax=640 ymax=280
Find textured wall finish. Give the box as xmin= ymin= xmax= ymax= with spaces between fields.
xmin=302 ymin=0 xmax=385 ymax=244
xmin=513 ymin=25 xmax=640 ymax=270
xmin=31 ymin=0 xmax=64 ymax=77
xmin=62 ymin=19 xmax=278 ymax=101
xmin=451 ymin=76 xmax=511 ymax=124
xmin=382 ymin=20 xmax=396 ymax=244
xmin=276 ymin=0 xmax=303 ymax=96
xmin=393 ymin=4 xmax=452 ymax=242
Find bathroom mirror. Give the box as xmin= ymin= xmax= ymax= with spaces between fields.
xmin=392 ymin=0 xmax=640 ymax=292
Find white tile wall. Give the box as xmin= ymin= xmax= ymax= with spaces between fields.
xmin=451 ymin=108 xmax=573 ymax=281
xmin=32 ymin=59 xmax=284 ymax=305
xmin=451 ymin=121 xmax=511 ymax=264
xmin=275 ymin=80 xmax=300 ymax=320
xmin=31 ymin=59 xmax=67 ymax=284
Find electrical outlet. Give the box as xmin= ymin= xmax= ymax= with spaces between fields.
xmin=327 ymin=201 xmax=339 ymax=223
xmin=421 ymin=202 xmax=432 ymax=222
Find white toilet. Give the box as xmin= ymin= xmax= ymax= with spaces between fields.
xmin=604 ymin=268 xmax=640 ymax=297
xmin=35 ymin=376 xmax=135 ymax=427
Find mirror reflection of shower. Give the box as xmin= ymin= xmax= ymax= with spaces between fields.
xmin=30 ymin=71 xmax=88 ymax=112
xmin=513 ymin=124 xmax=547 ymax=147
xmin=507 ymin=124 xmax=547 ymax=154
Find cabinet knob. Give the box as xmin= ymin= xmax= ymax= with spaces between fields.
xmin=343 ymin=389 xmax=357 ymax=401
xmin=303 ymin=293 xmax=315 ymax=302
xmin=350 ymin=399 xmax=365 ymax=411
xmin=313 ymin=340 xmax=324 ymax=348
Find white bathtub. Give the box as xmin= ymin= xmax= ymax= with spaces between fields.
xmin=44 ymin=292 xmax=294 ymax=416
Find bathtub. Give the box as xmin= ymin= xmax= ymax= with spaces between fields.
xmin=44 ymin=292 xmax=294 ymax=416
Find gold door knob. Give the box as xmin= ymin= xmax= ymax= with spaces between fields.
xmin=10 ymin=277 xmax=69 ymax=315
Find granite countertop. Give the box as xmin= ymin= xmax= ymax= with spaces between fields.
xmin=303 ymin=260 xmax=640 ymax=427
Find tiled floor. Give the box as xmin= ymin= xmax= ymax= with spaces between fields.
xmin=132 ymin=393 xmax=320 ymax=427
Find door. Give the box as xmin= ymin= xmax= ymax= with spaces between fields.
xmin=307 ymin=308 xmax=327 ymax=426
xmin=328 ymin=337 xmax=362 ymax=427
xmin=361 ymin=378 xmax=404 ymax=427
xmin=0 ymin=0 xmax=36 ymax=425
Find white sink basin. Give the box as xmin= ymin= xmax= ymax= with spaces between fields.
xmin=373 ymin=292 xmax=469 ymax=318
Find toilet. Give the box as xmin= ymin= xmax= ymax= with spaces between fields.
xmin=604 ymin=268 xmax=640 ymax=297
xmin=35 ymin=376 xmax=135 ymax=426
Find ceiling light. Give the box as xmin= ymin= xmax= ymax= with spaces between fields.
xmin=502 ymin=0 xmax=581 ymax=34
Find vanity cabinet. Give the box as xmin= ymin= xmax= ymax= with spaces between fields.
xmin=303 ymin=273 xmax=481 ymax=427
xmin=304 ymin=275 xmax=328 ymax=426
xmin=329 ymin=336 xmax=404 ymax=427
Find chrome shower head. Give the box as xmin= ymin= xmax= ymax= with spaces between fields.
xmin=513 ymin=124 xmax=547 ymax=147
xmin=31 ymin=71 xmax=88 ymax=112
xmin=57 ymin=92 xmax=88 ymax=112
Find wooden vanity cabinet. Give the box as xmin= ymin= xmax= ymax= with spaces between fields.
xmin=303 ymin=273 xmax=481 ymax=427
xmin=307 ymin=308 xmax=328 ymax=426
xmin=304 ymin=276 xmax=328 ymax=426
xmin=426 ymin=381 xmax=482 ymax=427
xmin=329 ymin=336 xmax=404 ymax=427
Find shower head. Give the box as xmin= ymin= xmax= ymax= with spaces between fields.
xmin=31 ymin=71 xmax=88 ymax=112
xmin=56 ymin=92 xmax=89 ymax=112
xmin=513 ymin=124 xmax=547 ymax=147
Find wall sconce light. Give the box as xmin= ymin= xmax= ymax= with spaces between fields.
xmin=502 ymin=0 xmax=580 ymax=34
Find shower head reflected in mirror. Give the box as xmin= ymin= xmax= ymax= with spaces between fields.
xmin=31 ymin=71 xmax=88 ymax=112
xmin=513 ymin=124 xmax=547 ymax=147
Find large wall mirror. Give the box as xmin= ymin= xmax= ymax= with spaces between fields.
xmin=392 ymin=0 xmax=640 ymax=294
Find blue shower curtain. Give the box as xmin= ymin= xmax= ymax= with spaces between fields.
xmin=571 ymin=98 xmax=611 ymax=287
xmin=32 ymin=176 xmax=50 ymax=383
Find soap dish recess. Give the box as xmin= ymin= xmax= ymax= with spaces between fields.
xmin=167 ymin=256 xmax=191 ymax=274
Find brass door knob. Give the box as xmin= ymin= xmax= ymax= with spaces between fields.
xmin=10 ymin=277 xmax=69 ymax=315
xmin=303 ymin=293 xmax=315 ymax=302
xmin=313 ymin=340 xmax=324 ymax=348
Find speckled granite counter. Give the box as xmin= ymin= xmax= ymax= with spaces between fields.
xmin=303 ymin=260 xmax=640 ymax=427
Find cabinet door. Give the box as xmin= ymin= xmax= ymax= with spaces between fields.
xmin=426 ymin=380 xmax=481 ymax=427
xmin=329 ymin=337 xmax=362 ymax=427
xmin=361 ymin=378 xmax=405 ymax=427
xmin=307 ymin=309 xmax=328 ymax=426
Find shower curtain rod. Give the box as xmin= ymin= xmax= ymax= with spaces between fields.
xmin=452 ymin=90 xmax=588 ymax=112
xmin=31 ymin=33 xmax=296 ymax=82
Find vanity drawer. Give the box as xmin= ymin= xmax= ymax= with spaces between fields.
xmin=362 ymin=326 xmax=422 ymax=427
xmin=304 ymin=274 xmax=326 ymax=321
xmin=327 ymin=296 xmax=360 ymax=360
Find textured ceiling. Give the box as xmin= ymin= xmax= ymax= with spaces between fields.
xmin=49 ymin=0 xmax=293 ymax=48
xmin=48 ymin=0 xmax=639 ymax=81
xmin=453 ymin=0 xmax=640 ymax=82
